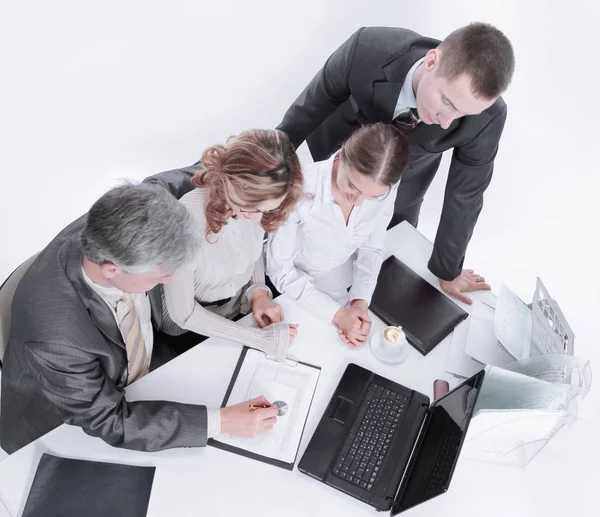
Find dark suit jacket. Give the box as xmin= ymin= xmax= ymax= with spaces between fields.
xmin=0 ymin=165 xmax=208 ymax=454
xmin=277 ymin=27 xmax=508 ymax=280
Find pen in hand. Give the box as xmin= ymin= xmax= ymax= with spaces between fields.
xmin=248 ymin=404 xmax=271 ymax=410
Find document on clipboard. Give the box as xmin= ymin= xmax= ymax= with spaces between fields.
xmin=209 ymin=348 xmax=320 ymax=470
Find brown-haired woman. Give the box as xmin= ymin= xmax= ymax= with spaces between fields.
xmin=267 ymin=123 xmax=409 ymax=348
xmin=161 ymin=129 xmax=303 ymax=363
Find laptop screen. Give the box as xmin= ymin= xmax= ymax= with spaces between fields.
xmin=391 ymin=371 xmax=484 ymax=515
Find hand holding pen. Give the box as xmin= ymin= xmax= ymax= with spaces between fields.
xmin=220 ymin=396 xmax=278 ymax=438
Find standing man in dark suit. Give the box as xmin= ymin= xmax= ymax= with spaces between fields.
xmin=0 ymin=168 xmax=279 ymax=454
xmin=277 ymin=23 xmax=515 ymax=304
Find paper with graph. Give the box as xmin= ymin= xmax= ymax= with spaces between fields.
xmin=494 ymin=284 xmax=533 ymax=360
xmin=214 ymin=348 xmax=320 ymax=464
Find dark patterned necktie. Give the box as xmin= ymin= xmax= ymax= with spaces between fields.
xmin=393 ymin=108 xmax=420 ymax=132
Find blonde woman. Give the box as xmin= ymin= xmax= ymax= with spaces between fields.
xmin=161 ymin=129 xmax=303 ymax=361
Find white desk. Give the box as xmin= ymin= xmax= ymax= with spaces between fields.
xmin=0 ymin=223 xmax=543 ymax=517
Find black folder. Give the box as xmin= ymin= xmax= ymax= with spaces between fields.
xmin=370 ymin=256 xmax=468 ymax=355
xmin=22 ymin=453 xmax=155 ymax=517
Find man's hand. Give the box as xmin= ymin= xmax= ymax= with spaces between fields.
xmin=439 ymin=269 xmax=491 ymax=305
xmin=252 ymin=290 xmax=284 ymax=328
xmin=333 ymin=306 xmax=369 ymax=348
xmin=220 ymin=396 xmax=279 ymax=438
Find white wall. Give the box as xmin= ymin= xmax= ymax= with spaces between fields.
xmin=1 ymin=0 xmax=598 ymax=514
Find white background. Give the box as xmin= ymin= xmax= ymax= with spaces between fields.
xmin=0 ymin=1 xmax=598 ymax=515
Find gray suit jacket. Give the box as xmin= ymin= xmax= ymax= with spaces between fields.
xmin=0 ymin=165 xmax=208 ymax=454
xmin=277 ymin=27 xmax=508 ymax=281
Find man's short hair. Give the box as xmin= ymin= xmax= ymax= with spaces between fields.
xmin=80 ymin=182 xmax=200 ymax=275
xmin=438 ymin=22 xmax=515 ymax=99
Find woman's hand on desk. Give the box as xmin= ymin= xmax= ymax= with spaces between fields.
xmin=333 ymin=305 xmax=370 ymax=347
xmin=350 ymin=299 xmax=372 ymax=334
xmin=439 ymin=268 xmax=491 ymax=305
xmin=220 ymin=396 xmax=279 ymax=437
xmin=252 ymin=291 xmax=299 ymax=343
xmin=287 ymin=324 xmax=299 ymax=342
xmin=252 ymin=290 xmax=284 ymax=327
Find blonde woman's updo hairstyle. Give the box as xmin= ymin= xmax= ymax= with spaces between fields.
xmin=191 ymin=129 xmax=303 ymax=236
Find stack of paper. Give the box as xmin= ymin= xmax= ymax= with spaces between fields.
xmin=447 ymin=278 xmax=581 ymax=376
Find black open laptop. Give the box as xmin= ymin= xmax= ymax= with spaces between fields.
xmin=299 ymin=364 xmax=484 ymax=514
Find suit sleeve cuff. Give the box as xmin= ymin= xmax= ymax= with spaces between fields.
xmin=207 ymin=407 xmax=222 ymax=438
xmin=427 ymin=256 xmax=460 ymax=282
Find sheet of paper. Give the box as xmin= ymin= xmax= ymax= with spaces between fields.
xmin=494 ymin=284 xmax=533 ymax=360
xmin=462 ymin=409 xmax=572 ymax=467
xmin=445 ymin=290 xmax=499 ymax=377
xmin=464 ymin=301 xmax=515 ymax=367
xmin=214 ymin=349 xmax=320 ymax=464
xmin=446 ymin=318 xmax=485 ymax=378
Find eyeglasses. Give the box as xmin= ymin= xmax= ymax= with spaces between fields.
xmin=238 ymin=207 xmax=281 ymax=215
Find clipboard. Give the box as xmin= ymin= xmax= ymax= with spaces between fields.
xmin=208 ymin=347 xmax=321 ymax=470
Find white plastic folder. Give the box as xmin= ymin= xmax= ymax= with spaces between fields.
xmin=461 ymin=366 xmax=587 ymax=467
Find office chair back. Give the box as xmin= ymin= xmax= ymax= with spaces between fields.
xmin=0 ymin=253 xmax=40 ymax=365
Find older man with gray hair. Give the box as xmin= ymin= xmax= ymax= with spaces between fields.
xmin=0 ymin=168 xmax=279 ymax=454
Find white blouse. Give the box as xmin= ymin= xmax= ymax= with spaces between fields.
xmin=266 ymin=155 xmax=398 ymax=322
xmin=161 ymin=188 xmax=289 ymax=360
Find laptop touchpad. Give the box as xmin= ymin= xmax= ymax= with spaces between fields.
xmin=329 ymin=396 xmax=353 ymax=424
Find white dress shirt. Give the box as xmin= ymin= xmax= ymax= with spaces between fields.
xmin=81 ymin=266 xmax=154 ymax=359
xmin=267 ymin=155 xmax=398 ymax=323
xmin=393 ymin=57 xmax=424 ymax=119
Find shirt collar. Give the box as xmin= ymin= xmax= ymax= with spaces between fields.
xmin=396 ymin=57 xmax=424 ymax=109
xmin=322 ymin=154 xmax=338 ymax=205
xmin=81 ymin=264 xmax=124 ymax=307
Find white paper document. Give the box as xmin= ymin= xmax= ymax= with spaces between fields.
xmin=494 ymin=284 xmax=533 ymax=360
xmin=214 ymin=349 xmax=320 ymax=464
xmin=446 ymin=318 xmax=485 ymax=378
xmin=464 ymin=301 xmax=515 ymax=367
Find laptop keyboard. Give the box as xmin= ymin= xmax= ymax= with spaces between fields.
xmin=331 ymin=383 xmax=408 ymax=491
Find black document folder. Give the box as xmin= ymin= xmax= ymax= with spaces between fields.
xmin=370 ymin=256 xmax=468 ymax=355
xmin=22 ymin=453 xmax=155 ymax=517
